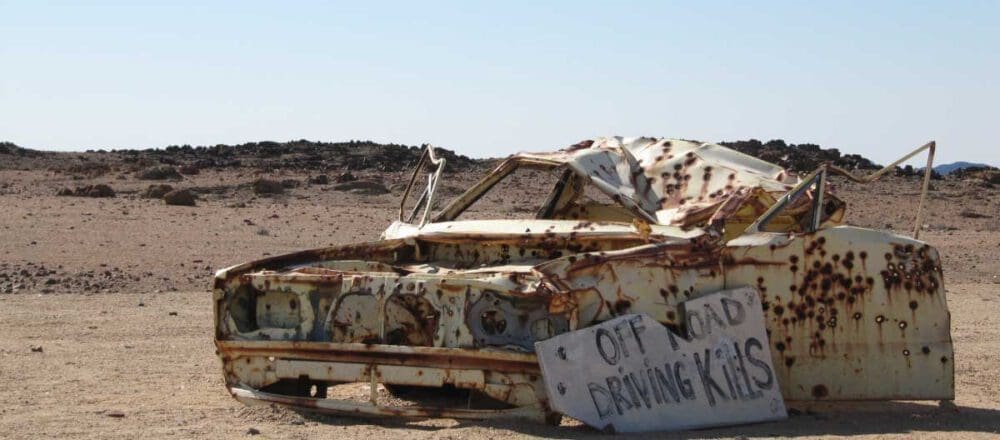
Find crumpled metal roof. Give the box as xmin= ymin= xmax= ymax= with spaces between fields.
xmin=517 ymin=137 xmax=801 ymax=229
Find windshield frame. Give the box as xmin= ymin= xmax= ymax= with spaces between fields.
xmin=398 ymin=145 xmax=446 ymax=227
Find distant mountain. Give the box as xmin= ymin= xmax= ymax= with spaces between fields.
xmin=932 ymin=161 xmax=996 ymax=175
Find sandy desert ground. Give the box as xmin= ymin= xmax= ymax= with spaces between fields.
xmin=1 ymin=163 xmax=998 ymax=439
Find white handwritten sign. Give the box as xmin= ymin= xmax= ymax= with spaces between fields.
xmin=536 ymin=287 xmax=786 ymax=433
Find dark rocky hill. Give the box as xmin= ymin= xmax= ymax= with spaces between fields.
xmin=0 ymin=140 xmax=479 ymax=173
xmin=718 ymin=139 xmax=879 ymax=172
xmin=1 ymin=138 xmax=984 ymax=184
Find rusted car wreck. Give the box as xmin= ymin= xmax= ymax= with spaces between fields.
xmin=213 ymin=137 xmax=951 ymax=423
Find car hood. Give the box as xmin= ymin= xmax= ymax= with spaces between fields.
xmin=382 ymin=219 xmax=706 ymax=243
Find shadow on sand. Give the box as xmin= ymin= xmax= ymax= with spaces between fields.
xmin=293 ymin=400 xmax=1000 ymax=438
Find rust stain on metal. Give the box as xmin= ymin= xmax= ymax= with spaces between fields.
xmin=213 ymin=138 xmax=953 ymax=423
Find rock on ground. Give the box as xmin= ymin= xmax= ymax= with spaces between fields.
xmin=163 ymin=189 xmax=197 ymax=206
xmin=252 ymin=178 xmax=284 ymax=195
xmin=308 ymin=174 xmax=330 ymax=185
xmin=335 ymin=172 xmax=358 ymax=183
xmin=141 ymin=184 xmax=174 ymax=199
xmin=136 ymin=165 xmax=182 ymax=180
xmin=56 ymin=184 xmax=116 ymax=198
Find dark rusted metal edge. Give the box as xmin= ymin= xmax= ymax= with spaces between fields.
xmin=217 ymin=340 xmax=542 ymax=375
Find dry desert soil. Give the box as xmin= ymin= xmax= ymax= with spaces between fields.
xmin=1 ymin=154 xmax=998 ymax=439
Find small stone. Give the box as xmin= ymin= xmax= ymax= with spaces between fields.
xmin=163 ymin=189 xmax=197 ymax=206
xmin=959 ymin=210 xmax=989 ymax=219
xmin=251 ymin=178 xmax=283 ymax=195
xmin=30 ymin=345 xmax=43 ymax=353
xmin=308 ymin=174 xmax=330 ymax=185
xmin=141 ymin=184 xmax=174 ymax=199
xmin=136 ymin=165 xmax=181 ymax=180
xmin=84 ymin=184 xmax=116 ymax=198
xmin=168 ymin=311 xmax=178 ymax=316
xmin=246 ymin=427 xmax=260 ymax=435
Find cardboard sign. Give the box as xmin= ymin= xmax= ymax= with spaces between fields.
xmin=536 ymin=287 xmax=786 ymax=433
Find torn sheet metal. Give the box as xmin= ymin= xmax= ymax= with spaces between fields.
xmin=536 ymin=287 xmax=786 ymax=433
xmin=512 ymin=137 xmax=839 ymax=233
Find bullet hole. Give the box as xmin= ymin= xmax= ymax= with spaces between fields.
xmin=898 ymin=321 xmax=908 ymax=330
xmin=875 ymin=315 xmax=885 ymax=324
xmin=614 ymin=300 xmax=631 ymax=315
xmin=812 ymin=384 xmax=829 ymax=399
xmin=480 ymin=310 xmax=507 ymax=335
xmin=902 ymin=349 xmax=910 ymax=356
xmin=940 ymin=356 xmax=948 ymax=364
xmin=908 ymin=300 xmax=919 ymax=310
xmin=922 ymin=346 xmax=930 ymax=355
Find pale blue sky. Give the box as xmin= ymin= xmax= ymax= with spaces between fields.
xmin=1 ymin=1 xmax=997 ymax=166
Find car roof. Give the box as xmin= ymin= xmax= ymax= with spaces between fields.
xmin=515 ymin=137 xmax=797 ymax=225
